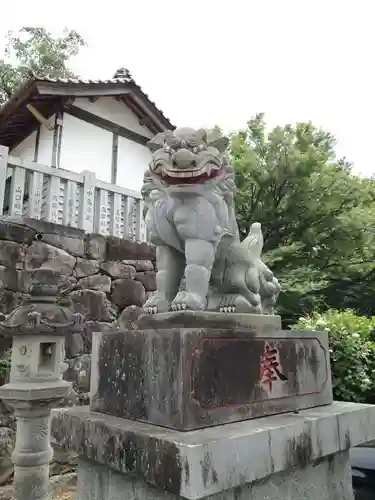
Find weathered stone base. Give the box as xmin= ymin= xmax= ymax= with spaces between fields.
xmin=76 ymin=450 xmax=354 ymax=500
xmin=90 ymin=312 xmax=333 ymax=430
xmin=51 ymin=402 xmax=375 ymax=499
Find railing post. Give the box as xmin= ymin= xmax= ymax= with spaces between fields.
xmin=80 ymin=170 xmax=96 ymax=232
xmin=44 ymin=176 xmax=61 ymax=224
xmin=27 ymin=171 xmax=44 ymax=219
xmin=63 ymin=181 xmax=78 ymax=227
xmin=122 ymin=196 xmax=130 ymax=238
xmin=0 ymin=146 xmax=9 ymax=215
xmin=110 ymin=193 xmax=122 ymax=238
xmin=96 ymin=189 xmax=109 ymax=235
xmin=134 ymin=198 xmax=145 ymax=241
xmin=9 ymin=167 xmax=26 ymax=217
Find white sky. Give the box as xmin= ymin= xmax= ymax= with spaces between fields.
xmin=0 ymin=0 xmax=374 ymax=175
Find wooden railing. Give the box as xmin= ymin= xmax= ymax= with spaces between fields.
xmin=0 ymin=145 xmax=146 ymax=241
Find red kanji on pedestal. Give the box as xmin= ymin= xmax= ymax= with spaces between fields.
xmin=259 ymin=343 xmax=288 ymax=393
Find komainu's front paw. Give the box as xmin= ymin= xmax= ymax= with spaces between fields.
xmin=171 ymin=291 xmax=206 ymax=311
xmin=143 ymin=293 xmax=170 ymax=314
xmin=207 ymin=293 xmax=263 ymax=314
xmin=217 ymin=294 xmax=237 ymax=313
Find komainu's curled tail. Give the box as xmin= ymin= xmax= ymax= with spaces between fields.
xmin=241 ymin=223 xmax=281 ymax=314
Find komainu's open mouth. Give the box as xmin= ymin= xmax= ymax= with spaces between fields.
xmin=158 ymin=163 xmax=222 ymax=185
xmin=161 ymin=168 xmax=222 ymax=185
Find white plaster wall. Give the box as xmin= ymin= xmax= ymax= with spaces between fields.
xmin=59 ymin=113 xmax=112 ymax=183
xmin=8 ymin=101 xmax=152 ymax=192
xmin=117 ymin=136 xmax=151 ymax=192
xmin=11 ymin=130 xmax=37 ymax=162
xmin=9 ymin=117 xmax=54 ymax=165
xmin=38 ymin=115 xmax=55 ymax=165
xmin=75 ymin=97 xmax=153 ymax=138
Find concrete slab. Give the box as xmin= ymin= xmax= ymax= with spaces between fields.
xmin=90 ymin=324 xmax=333 ymax=430
xmin=51 ymin=401 xmax=375 ymax=499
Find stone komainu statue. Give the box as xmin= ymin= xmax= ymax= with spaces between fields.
xmin=141 ymin=127 xmax=280 ymax=314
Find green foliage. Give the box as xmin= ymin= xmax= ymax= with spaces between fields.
xmin=0 ymin=358 xmax=10 ymax=386
xmin=231 ymin=113 xmax=375 ymax=324
xmin=294 ymin=310 xmax=375 ymax=403
xmin=0 ymin=27 xmax=86 ymax=104
xmin=0 ymin=358 xmax=9 ymax=375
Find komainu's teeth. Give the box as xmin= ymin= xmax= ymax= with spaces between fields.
xmin=166 ymin=168 xmax=204 ymax=178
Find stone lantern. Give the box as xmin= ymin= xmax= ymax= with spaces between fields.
xmin=0 ymin=268 xmax=85 ymax=500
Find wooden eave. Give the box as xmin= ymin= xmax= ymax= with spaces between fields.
xmin=0 ymin=78 xmax=174 ymax=150
xmin=0 ymin=83 xmax=65 ymax=150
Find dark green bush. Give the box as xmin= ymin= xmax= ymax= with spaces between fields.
xmin=293 ymin=309 xmax=375 ymax=403
xmin=0 ymin=359 xmax=10 ymax=386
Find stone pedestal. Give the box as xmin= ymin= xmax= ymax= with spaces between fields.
xmin=90 ymin=312 xmax=333 ymax=430
xmin=51 ymin=311 xmax=375 ymax=500
xmin=76 ymin=451 xmax=354 ymax=500
xmin=52 ymin=402 xmax=375 ymax=500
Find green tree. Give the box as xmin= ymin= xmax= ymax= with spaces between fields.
xmin=0 ymin=27 xmax=86 ymax=104
xmin=231 ymin=113 xmax=375 ymax=324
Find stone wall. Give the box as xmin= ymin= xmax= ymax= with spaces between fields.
xmin=0 ymin=214 xmax=156 ymax=368
xmin=0 ymin=216 xmax=156 ymax=315
xmin=0 ymin=216 xmax=156 ymax=482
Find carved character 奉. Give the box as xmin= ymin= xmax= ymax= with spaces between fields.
xmin=142 ymin=128 xmax=280 ymax=314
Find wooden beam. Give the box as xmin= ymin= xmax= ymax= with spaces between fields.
xmin=130 ymin=91 xmax=174 ymax=132
xmin=26 ymin=104 xmax=54 ymax=130
xmin=111 ymin=133 xmax=119 ymax=184
xmin=33 ymin=126 xmax=41 ymax=162
xmin=51 ymin=114 xmax=59 ymax=167
xmin=51 ymin=110 xmax=63 ymax=167
xmin=139 ymin=117 xmax=151 ymax=126
xmin=56 ymin=111 xmax=64 ymax=167
xmin=0 ymin=146 xmax=9 ymax=215
xmin=64 ymin=104 xmax=150 ymax=146
xmin=122 ymin=95 xmax=162 ymax=135
xmin=138 ymin=116 xmax=159 ymax=134
xmin=8 ymin=99 xmax=65 ymax=151
xmin=36 ymin=82 xmax=132 ymax=97
xmin=122 ymin=95 xmax=144 ymax=119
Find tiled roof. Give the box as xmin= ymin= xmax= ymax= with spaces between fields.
xmin=32 ymin=76 xmax=134 ymax=85
xmin=0 ymin=68 xmax=175 ymax=148
xmin=28 ymin=69 xmax=174 ymax=128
